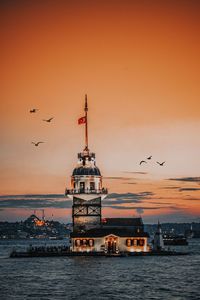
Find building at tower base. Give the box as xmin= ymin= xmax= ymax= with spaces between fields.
xmin=71 ymin=218 xmax=150 ymax=253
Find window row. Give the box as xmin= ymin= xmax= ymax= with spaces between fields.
xmin=126 ymin=239 xmax=145 ymax=247
xmin=75 ymin=239 xmax=94 ymax=247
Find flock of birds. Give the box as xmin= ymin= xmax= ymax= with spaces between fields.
xmin=30 ymin=108 xmax=166 ymax=168
xmin=30 ymin=108 xmax=53 ymax=146
xmin=139 ymin=156 xmax=166 ymax=167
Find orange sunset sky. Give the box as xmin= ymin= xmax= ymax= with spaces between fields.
xmin=1 ymin=0 xmax=200 ymax=223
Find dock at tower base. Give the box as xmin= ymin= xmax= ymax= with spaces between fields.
xmin=10 ymin=248 xmax=189 ymax=258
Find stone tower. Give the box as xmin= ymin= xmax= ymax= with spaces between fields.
xmin=65 ymin=95 xmax=107 ymax=232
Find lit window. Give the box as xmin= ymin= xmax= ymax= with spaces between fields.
xmin=82 ymin=239 xmax=87 ymax=246
xmin=89 ymin=239 xmax=94 ymax=247
xmin=133 ymin=239 xmax=137 ymax=246
xmin=126 ymin=239 xmax=131 ymax=247
xmin=75 ymin=239 xmax=81 ymax=246
xmin=139 ymin=239 xmax=144 ymax=246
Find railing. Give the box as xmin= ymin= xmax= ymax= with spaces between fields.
xmin=65 ymin=188 xmax=108 ymax=195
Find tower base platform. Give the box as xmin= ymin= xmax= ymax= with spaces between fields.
xmin=10 ymin=248 xmax=189 ymax=258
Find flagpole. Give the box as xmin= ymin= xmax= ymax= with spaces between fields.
xmin=84 ymin=94 xmax=88 ymax=151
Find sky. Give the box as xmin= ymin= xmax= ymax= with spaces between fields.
xmin=0 ymin=0 xmax=200 ymax=223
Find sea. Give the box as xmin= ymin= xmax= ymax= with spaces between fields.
xmin=0 ymin=239 xmax=200 ymax=300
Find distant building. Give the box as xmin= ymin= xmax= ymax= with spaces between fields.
xmin=66 ymin=96 xmax=149 ymax=253
xmin=24 ymin=214 xmax=45 ymax=228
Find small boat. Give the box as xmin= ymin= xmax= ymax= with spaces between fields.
xmin=163 ymin=234 xmax=188 ymax=246
xmin=48 ymin=236 xmax=63 ymax=240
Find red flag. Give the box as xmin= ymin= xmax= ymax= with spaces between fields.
xmin=78 ymin=116 xmax=86 ymax=125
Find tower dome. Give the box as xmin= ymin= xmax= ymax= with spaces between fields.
xmin=68 ymin=150 xmax=104 ymax=196
xmin=72 ymin=166 xmax=101 ymax=176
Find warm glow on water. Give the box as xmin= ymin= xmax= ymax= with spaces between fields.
xmin=1 ymin=1 xmax=200 ymax=223
xmin=1 ymin=239 xmax=200 ymax=299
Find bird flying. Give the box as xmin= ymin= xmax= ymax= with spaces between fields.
xmin=31 ymin=142 xmax=44 ymax=147
xmin=147 ymin=156 xmax=152 ymax=160
xmin=156 ymin=161 xmax=165 ymax=166
xmin=30 ymin=109 xmax=38 ymax=113
xmin=139 ymin=160 xmax=147 ymax=165
xmin=43 ymin=117 xmax=54 ymax=122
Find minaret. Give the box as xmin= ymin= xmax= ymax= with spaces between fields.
xmin=153 ymin=221 xmax=164 ymax=251
xmin=65 ymin=96 xmax=108 ymax=232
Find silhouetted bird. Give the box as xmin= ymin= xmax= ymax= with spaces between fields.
xmin=140 ymin=160 xmax=147 ymax=165
xmin=43 ymin=117 xmax=54 ymax=122
xmin=30 ymin=109 xmax=38 ymax=113
xmin=147 ymin=156 xmax=152 ymax=160
xmin=31 ymin=142 xmax=44 ymax=147
xmin=156 ymin=161 xmax=165 ymax=166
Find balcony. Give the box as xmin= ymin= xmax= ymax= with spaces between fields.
xmin=65 ymin=188 xmax=108 ymax=195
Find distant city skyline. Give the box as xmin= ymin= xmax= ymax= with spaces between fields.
xmin=1 ymin=0 xmax=200 ymax=223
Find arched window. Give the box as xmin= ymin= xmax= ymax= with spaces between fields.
xmin=82 ymin=239 xmax=87 ymax=246
xmin=139 ymin=239 xmax=144 ymax=246
xmin=126 ymin=239 xmax=131 ymax=247
xmin=133 ymin=239 xmax=137 ymax=246
xmin=89 ymin=239 xmax=94 ymax=247
xmin=75 ymin=239 xmax=81 ymax=247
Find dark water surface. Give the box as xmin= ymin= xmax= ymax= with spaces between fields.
xmin=0 ymin=239 xmax=200 ymax=300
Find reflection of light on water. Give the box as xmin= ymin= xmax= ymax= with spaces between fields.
xmin=0 ymin=239 xmax=200 ymax=299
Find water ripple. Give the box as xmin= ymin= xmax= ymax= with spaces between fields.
xmin=0 ymin=239 xmax=200 ymax=300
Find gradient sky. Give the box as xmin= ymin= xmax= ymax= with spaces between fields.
xmin=1 ymin=0 xmax=200 ymax=223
